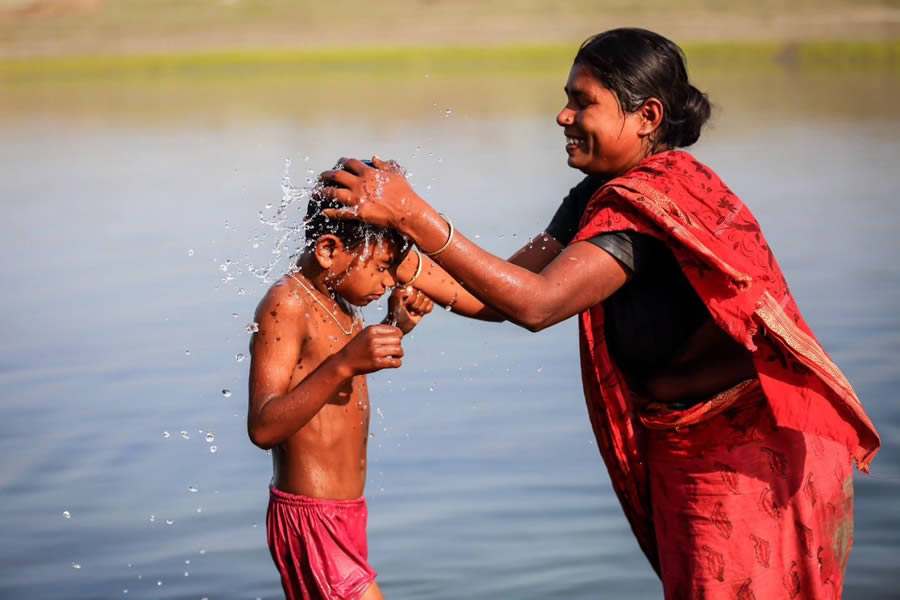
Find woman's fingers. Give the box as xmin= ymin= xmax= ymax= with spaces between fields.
xmin=320 ymin=168 xmax=358 ymax=190
xmin=340 ymin=158 xmax=371 ymax=175
xmin=371 ymin=155 xmax=403 ymax=173
xmin=321 ymin=207 xmax=360 ymax=221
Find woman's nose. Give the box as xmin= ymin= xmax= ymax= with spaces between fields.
xmin=557 ymin=107 xmax=574 ymax=127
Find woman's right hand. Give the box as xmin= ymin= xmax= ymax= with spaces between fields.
xmin=317 ymin=157 xmax=426 ymax=235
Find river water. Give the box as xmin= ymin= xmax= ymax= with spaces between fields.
xmin=1 ymin=63 xmax=898 ymax=598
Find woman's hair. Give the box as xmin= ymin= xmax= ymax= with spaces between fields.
xmin=574 ymin=28 xmax=711 ymax=149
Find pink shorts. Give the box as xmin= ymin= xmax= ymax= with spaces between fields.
xmin=267 ymin=486 xmax=377 ymax=600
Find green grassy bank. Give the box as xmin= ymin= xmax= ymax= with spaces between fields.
xmin=1 ymin=40 xmax=898 ymax=83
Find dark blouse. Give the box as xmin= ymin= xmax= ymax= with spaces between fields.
xmin=545 ymin=176 xmax=710 ymax=386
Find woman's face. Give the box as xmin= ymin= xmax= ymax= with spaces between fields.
xmin=557 ymin=62 xmax=647 ymax=177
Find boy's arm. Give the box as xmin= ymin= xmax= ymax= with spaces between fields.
xmin=396 ymin=233 xmax=563 ymax=321
xmin=247 ymin=283 xmax=404 ymax=449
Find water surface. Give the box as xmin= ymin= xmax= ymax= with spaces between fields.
xmin=1 ymin=64 xmax=898 ymax=599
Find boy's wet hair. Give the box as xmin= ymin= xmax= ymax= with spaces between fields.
xmin=305 ymin=166 xmax=410 ymax=263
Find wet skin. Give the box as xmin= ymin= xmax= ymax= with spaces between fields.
xmin=248 ymin=239 xmax=432 ymax=499
xmin=317 ymin=62 xmax=755 ymax=403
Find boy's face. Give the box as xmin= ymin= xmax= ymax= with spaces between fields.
xmin=324 ymin=238 xmax=401 ymax=306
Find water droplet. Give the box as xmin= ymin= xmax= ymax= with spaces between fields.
xmin=199 ymin=548 xmax=206 ymax=555
xmin=232 ymin=312 xmax=238 ymax=319
xmin=184 ymin=349 xmax=191 ymax=356
xmin=368 ymin=432 xmax=374 ymax=439
xmin=123 ymin=589 xmax=128 ymax=594
xmin=237 ymin=288 xmax=246 ymax=295
xmin=196 ymin=506 xmax=202 ymax=513
xmin=235 ymin=353 xmax=245 ymax=362
xmin=428 ymin=386 xmax=434 ymax=392
xmin=165 ymin=519 xmax=174 ymax=526
xmin=206 ymin=432 xmax=215 ymax=442
xmin=221 ymin=389 xmax=232 ymax=398
xmin=444 ymin=304 xmax=452 ymax=311
xmin=181 ymin=430 xmax=190 ymax=439
xmin=188 ymin=485 xmax=198 ymax=493
xmin=62 ymin=510 xmax=71 ymax=519
xmin=148 ymin=514 xmax=155 ymax=522
xmin=444 ymin=108 xmax=452 ymax=117
xmin=246 ymin=322 xmax=258 ymax=333
xmin=184 ymin=571 xmax=189 ymax=577
xmin=72 ymin=562 xmax=81 ymax=569
xmin=157 ymin=580 xmax=163 ymax=586
xmin=185 ymin=560 xmax=191 ymax=565
xmin=163 ymin=431 xmax=170 ymax=438
xmin=537 ymin=367 xmax=543 ymax=373
xmin=187 ymin=249 xmax=194 ymax=256
xmin=210 ymin=445 xmax=217 ymax=453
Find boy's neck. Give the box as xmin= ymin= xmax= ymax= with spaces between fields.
xmin=293 ymin=252 xmax=352 ymax=315
xmin=294 ymin=252 xmax=331 ymax=296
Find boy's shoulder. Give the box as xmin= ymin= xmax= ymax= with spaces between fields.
xmin=254 ymin=274 xmax=311 ymax=328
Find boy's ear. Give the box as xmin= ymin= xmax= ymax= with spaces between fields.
xmin=313 ymin=235 xmax=347 ymax=269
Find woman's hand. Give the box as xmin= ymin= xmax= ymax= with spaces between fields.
xmin=387 ymin=286 xmax=435 ymax=334
xmin=318 ymin=157 xmax=425 ymax=235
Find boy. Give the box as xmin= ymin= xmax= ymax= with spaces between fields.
xmin=248 ymin=193 xmax=433 ymax=600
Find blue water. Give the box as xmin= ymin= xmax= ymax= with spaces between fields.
xmin=1 ymin=67 xmax=898 ymax=598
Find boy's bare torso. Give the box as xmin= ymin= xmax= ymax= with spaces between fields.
xmin=265 ymin=276 xmax=371 ymax=500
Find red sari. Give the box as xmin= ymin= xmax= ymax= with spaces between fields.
xmin=572 ymin=151 xmax=879 ymax=599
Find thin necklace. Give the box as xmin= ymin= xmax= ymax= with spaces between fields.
xmin=287 ymin=272 xmax=357 ymax=336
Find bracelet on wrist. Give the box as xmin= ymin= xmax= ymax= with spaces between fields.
xmin=423 ymin=213 xmax=454 ymax=258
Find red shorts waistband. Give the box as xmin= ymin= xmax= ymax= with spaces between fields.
xmin=268 ymin=485 xmax=366 ymax=508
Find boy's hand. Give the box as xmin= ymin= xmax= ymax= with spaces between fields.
xmin=337 ymin=325 xmax=404 ymax=376
xmin=388 ymin=286 xmax=434 ymax=334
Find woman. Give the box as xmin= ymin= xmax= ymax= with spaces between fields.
xmin=319 ymin=28 xmax=879 ymax=599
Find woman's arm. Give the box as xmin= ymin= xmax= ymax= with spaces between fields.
xmin=395 ymin=233 xmax=564 ymax=322
xmin=320 ymin=159 xmax=628 ymax=330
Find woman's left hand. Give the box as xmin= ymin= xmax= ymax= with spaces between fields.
xmin=387 ymin=286 xmax=435 ymax=334
xmin=318 ymin=157 xmax=425 ymax=235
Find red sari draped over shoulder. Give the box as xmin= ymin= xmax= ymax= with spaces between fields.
xmin=572 ymin=151 xmax=879 ymax=594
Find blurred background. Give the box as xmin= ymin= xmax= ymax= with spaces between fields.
xmin=1 ymin=1 xmax=899 ymax=599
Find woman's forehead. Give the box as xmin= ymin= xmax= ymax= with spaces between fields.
xmin=566 ymin=63 xmax=604 ymax=93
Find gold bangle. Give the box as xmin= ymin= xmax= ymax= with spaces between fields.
xmin=403 ymin=247 xmax=423 ymax=287
xmin=424 ymin=213 xmax=454 ymax=257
